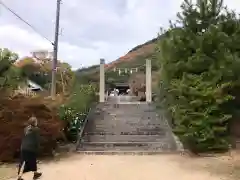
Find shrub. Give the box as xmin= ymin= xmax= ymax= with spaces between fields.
xmin=0 ymin=96 xmax=64 ymax=162
xmin=59 ymin=81 xmax=97 ymax=142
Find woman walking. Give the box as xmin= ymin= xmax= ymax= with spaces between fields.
xmin=17 ymin=116 xmax=42 ymax=180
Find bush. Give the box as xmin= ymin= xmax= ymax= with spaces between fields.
xmin=59 ymin=81 xmax=97 ymax=142
xmin=157 ymin=0 xmax=240 ymax=153
xmin=0 ymin=96 xmax=64 ymax=162
xmin=0 ymin=48 xmax=23 ymax=92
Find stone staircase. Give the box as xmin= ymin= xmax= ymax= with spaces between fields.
xmin=76 ymin=98 xmax=180 ymax=154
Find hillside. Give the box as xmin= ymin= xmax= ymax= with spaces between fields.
xmin=76 ymin=36 xmax=161 ymax=86
xmin=105 ymin=37 xmax=158 ymax=70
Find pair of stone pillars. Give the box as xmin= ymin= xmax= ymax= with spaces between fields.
xmin=99 ymin=59 xmax=152 ymax=103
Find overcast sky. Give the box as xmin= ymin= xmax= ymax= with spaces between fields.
xmin=0 ymin=0 xmax=239 ymax=69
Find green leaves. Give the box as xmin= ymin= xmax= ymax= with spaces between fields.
xmin=0 ymin=48 xmax=23 ymax=91
xmin=156 ymin=0 xmax=240 ymax=153
xmin=0 ymin=48 xmax=18 ymax=63
xmin=58 ymin=82 xmax=97 ymax=142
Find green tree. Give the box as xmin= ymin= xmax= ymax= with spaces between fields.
xmin=0 ymin=48 xmax=18 ymax=75
xmin=19 ymin=58 xmax=74 ymax=93
xmin=157 ymin=0 xmax=240 ymax=152
xmin=0 ymin=48 xmax=21 ymax=91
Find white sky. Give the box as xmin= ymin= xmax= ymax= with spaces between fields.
xmin=0 ymin=0 xmax=239 ymax=69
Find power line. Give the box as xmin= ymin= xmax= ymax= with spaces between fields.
xmin=0 ymin=0 xmax=53 ymax=45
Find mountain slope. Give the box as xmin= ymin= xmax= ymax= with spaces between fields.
xmin=74 ymin=36 xmax=161 ymax=98
xmin=105 ymin=37 xmax=158 ymax=70
xmin=76 ymin=36 xmax=160 ymax=84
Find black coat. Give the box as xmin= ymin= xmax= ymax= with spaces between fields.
xmin=21 ymin=125 xmax=40 ymax=153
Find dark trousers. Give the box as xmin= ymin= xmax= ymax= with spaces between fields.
xmin=18 ymin=150 xmax=37 ymax=174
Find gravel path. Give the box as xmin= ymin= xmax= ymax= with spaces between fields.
xmin=11 ymin=154 xmax=229 ymax=180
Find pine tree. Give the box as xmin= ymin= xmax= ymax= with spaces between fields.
xmin=157 ymin=0 xmax=240 ymax=152
xmin=177 ymin=0 xmax=223 ymax=33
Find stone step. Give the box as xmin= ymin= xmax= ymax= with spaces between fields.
xmin=84 ymin=131 xmax=166 ymax=136
xmin=78 ymin=141 xmax=176 ymax=151
xmin=82 ymin=135 xmax=167 ymax=142
xmin=77 ymin=101 xmax=180 ymax=153
xmin=76 ymin=151 xmax=179 ymax=155
xmin=91 ymin=122 xmax=163 ymax=126
xmin=86 ymin=123 xmax=167 ymax=128
xmin=89 ymin=124 xmax=164 ymax=128
xmin=93 ymin=118 xmax=160 ymax=122
xmin=85 ymin=127 xmax=166 ymax=132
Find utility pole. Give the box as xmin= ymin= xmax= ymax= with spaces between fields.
xmin=51 ymin=0 xmax=61 ymax=99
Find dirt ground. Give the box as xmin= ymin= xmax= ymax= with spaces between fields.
xmin=2 ymin=151 xmax=240 ymax=180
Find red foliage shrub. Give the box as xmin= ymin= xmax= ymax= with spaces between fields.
xmin=0 ymin=96 xmax=64 ymax=162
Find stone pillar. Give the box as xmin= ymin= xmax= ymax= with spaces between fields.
xmin=99 ymin=58 xmax=105 ymax=102
xmin=146 ymin=59 xmax=152 ymax=103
